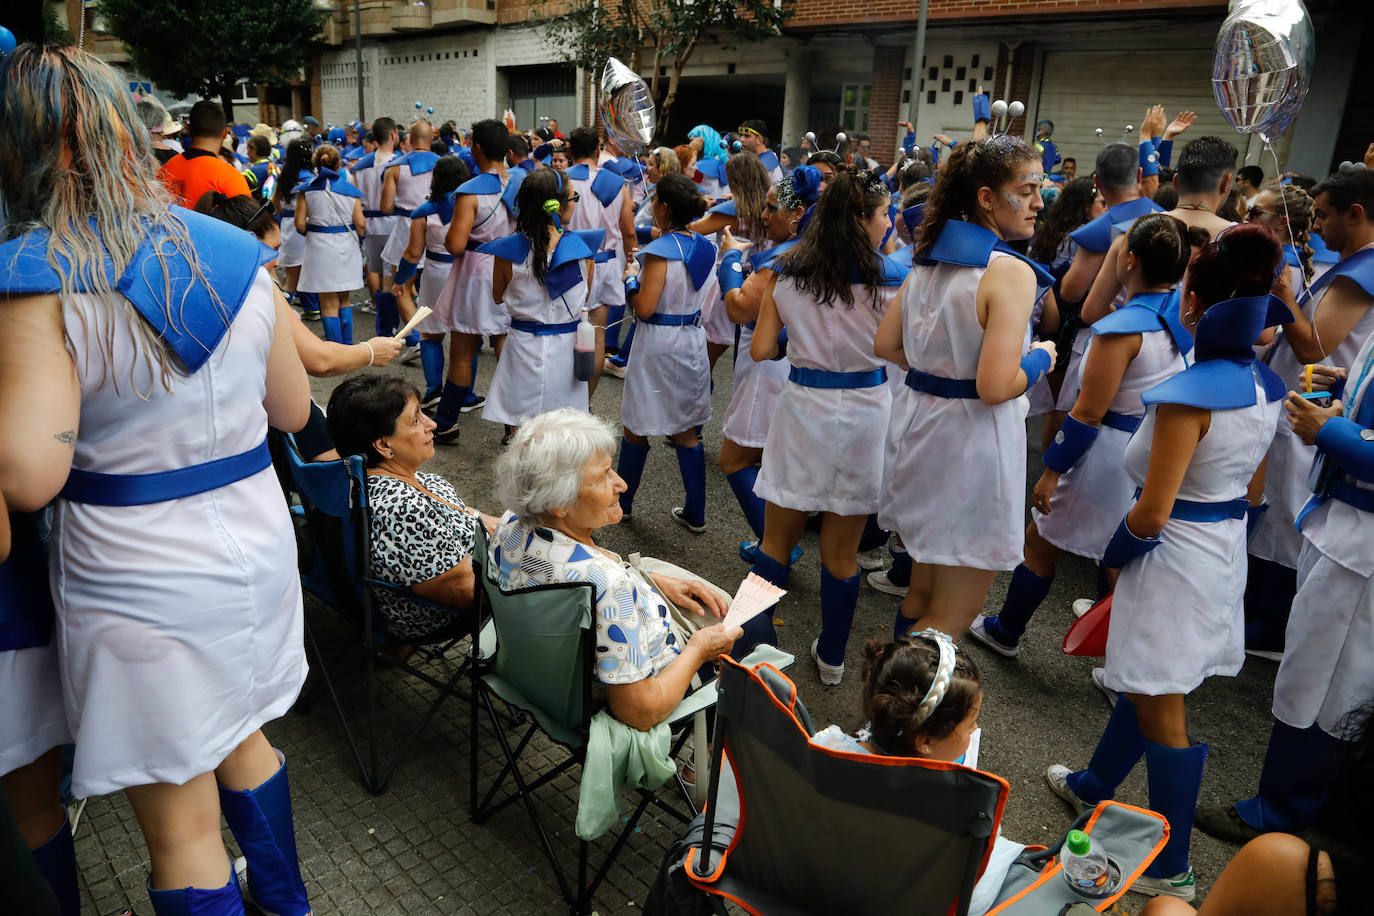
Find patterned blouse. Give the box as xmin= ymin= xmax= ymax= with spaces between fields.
xmin=367 ymin=472 xmax=475 ymax=640
xmin=492 ymin=511 xmax=681 ymax=685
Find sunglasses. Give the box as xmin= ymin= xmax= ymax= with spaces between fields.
xmin=1246 ymin=206 xmax=1277 ymax=221
xmin=736 ymin=126 xmax=763 ymax=138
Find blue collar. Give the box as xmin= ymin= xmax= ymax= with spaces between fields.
xmin=410 ymin=196 xmax=455 ymax=225
xmin=750 ymin=238 xmax=798 ymax=272
xmin=457 ymin=169 xmax=522 ymax=215
xmin=1308 ymin=233 xmax=1340 ymax=264
xmin=476 ymin=229 xmax=605 ymax=300
xmin=602 ymin=157 xmax=644 ymax=183
xmin=294 ymin=168 xmax=364 ymax=198
xmin=1283 ymin=244 xmax=1302 ymax=268
xmin=1092 ymin=290 xmax=1193 ymax=355
xmin=565 ymin=163 xmax=592 ymax=181
xmin=1297 ymin=247 xmax=1374 ymax=307
xmin=696 ymin=158 xmax=727 ymax=182
xmin=639 ymin=231 xmax=718 ymax=290
xmin=1141 ymin=295 xmax=1291 ymax=409
xmin=758 ymin=150 xmax=779 ymax=172
xmin=386 ymin=150 xmax=440 ymax=175
xmin=922 ymin=220 xmax=1053 ymax=290
xmin=901 ymin=203 xmax=925 ymax=234
xmin=707 ymin=199 xmax=736 ymax=217
xmin=1070 ymin=197 xmax=1162 ymax=253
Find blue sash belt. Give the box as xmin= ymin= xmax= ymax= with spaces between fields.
xmin=789 ymin=366 xmax=888 ymax=389
xmin=642 ymin=311 xmax=703 ymax=327
xmin=905 ymin=368 xmax=978 ymax=399
xmin=510 ymin=318 xmax=579 ymax=335
xmin=306 ymin=225 xmax=351 ymax=234
xmin=281 ymin=208 xmax=295 ymax=218
xmin=1101 ymin=410 xmax=1142 ymax=434
xmin=1330 ymin=478 xmax=1374 ymax=514
xmin=425 ymin=250 xmax=455 ymax=264
xmin=60 ymin=440 xmax=272 ymax=507
xmin=390 ymin=206 xmax=412 ymax=217
xmin=1133 ymin=489 xmax=1249 ymax=523
xmin=363 ymin=209 xmax=387 ymax=218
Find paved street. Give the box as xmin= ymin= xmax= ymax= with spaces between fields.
xmin=77 ymin=331 xmax=1279 ymax=915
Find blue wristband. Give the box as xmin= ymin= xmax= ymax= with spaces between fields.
xmin=395 ymin=257 xmax=419 ymax=285
xmin=719 ymin=250 xmax=746 ymax=294
xmin=1155 ymin=139 xmax=1173 ymax=168
xmin=1246 ymin=498 xmax=1269 ymax=540
xmin=635 ymin=225 xmax=654 ymax=245
xmin=1042 ymin=414 xmax=1100 ymax=474
xmin=624 ymin=274 xmax=641 ymax=297
xmin=1020 ymin=348 xmax=1052 ymax=392
xmin=972 ymin=93 xmax=992 ymax=124
xmin=1139 ymin=140 xmax=1159 ymax=178
xmin=1101 ymin=515 xmax=1162 ymax=569
xmin=771 ymin=326 xmax=789 ymax=361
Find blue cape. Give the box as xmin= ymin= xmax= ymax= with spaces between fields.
xmin=639 ymin=231 xmax=718 ymax=290
xmin=901 ymin=203 xmax=926 ymax=234
xmin=476 ymin=228 xmax=606 ymax=300
xmin=707 ymin=199 xmax=736 ymax=217
xmin=696 ymin=158 xmax=727 ymax=184
xmin=411 ymin=196 xmax=455 ymax=225
xmin=292 ymin=168 xmax=364 ymax=198
xmin=351 ymin=151 xmax=377 ymax=172
xmin=1141 ymin=295 xmax=1292 ymax=409
xmin=1308 ymin=233 xmax=1340 ymax=265
xmin=921 ymin=220 xmax=1054 ymax=292
xmin=750 ymin=238 xmax=800 ymax=272
xmin=602 ymin=157 xmax=645 ymax=184
xmin=1071 ymin=197 xmax=1163 ymax=253
xmin=0 ymin=207 xmax=275 ymax=373
xmin=456 ymin=169 xmax=524 ymax=215
xmin=385 ymin=150 xmax=440 ymax=176
xmin=1092 ymin=290 xmax=1193 ymax=355
xmin=564 ymin=164 xmax=622 ymax=206
xmin=1296 ymin=246 xmax=1374 ymax=308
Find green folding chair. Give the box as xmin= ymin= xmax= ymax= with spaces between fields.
xmin=468 ymin=523 xmax=706 ymax=915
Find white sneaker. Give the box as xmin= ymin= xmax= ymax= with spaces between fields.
xmin=1091 ymin=667 xmax=1118 ymax=708
xmin=602 ymin=358 xmax=627 ymax=379
xmin=1045 ymin=764 xmax=1092 ymax=813
xmin=857 ymin=546 xmax=887 ymax=571
xmin=1245 ymin=647 xmax=1284 ymax=662
xmin=967 ymin=616 xmax=1019 ymax=658
xmin=400 ymin=344 xmax=422 ymax=364
xmin=1072 ymin=597 xmax=1095 ymax=618
xmin=1131 ymin=867 xmax=1197 ymax=901
xmin=811 ymin=639 xmax=844 ymax=687
xmin=866 ymin=569 xmax=909 ymax=597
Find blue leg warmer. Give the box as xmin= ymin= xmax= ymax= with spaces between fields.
xmin=735 ymin=550 xmax=790 ymax=656
xmin=986 ymin=563 xmax=1055 ymax=644
xmin=31 ymin=816 xmax=79 ymax=916
xmin=888 ymin=545 xmax=912 ymax=588
xmin=1066 ymin=695 xmax=1145 ymax=804
xmin=374 ymin=291 xmax=399 ymax=336
xmin=616 ymin=439 xmax=650 ymax=515
xmin=337 ymin=306 xmax=354 ymax=345
xmin=433 ymin=381 xmax=471 ymax=427
xmin=146 ymin=870 xmax=245 ymax=916
xmin=1234 ymin=719 xmax=1341 ymax=832
xmin=296 ymin=292 xmax=320 ymax=315
xmin=674 ymin=443 xmax=707 ymax=527
xmin=419 ymin=339 xmax=446 ymax=393
xmin=606 ymin=304 xmax=626 ymax=350
xmin=320 ymin=315 xmax=342 ymax=344
xmin=817 ymin=566 xmax=860 ymax=666
xmin=217 ymin=751 xmax=309 ymax=916
xmin=1143 ymin=740 xmax=1208 ymax=878
xmin=724 ymin=466 xmax=766 ymax=539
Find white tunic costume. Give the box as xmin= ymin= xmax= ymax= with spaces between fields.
xmin=296 ymin=175 xmax=363 ymax=294
xmin=566 ymin=162 xmax=628 ymax=312
xmin=756 ymin=257 xmax=905 ymax=516
xmin=719 ymin=233 xmax=787 ymax=449
xmin=621 ymin=232 xmax=716 ymax=436
xmin=276 ymin=168 xmax=311 ymax=270
xmin=409 ymin=198 xmax=457 ymax=312
xmin=353 ymin=149 xmax=398 ymax=273
xmin=43 ymin=223 xmax=305 ymax=797
xmin=431 ymin=169 xmax=519 ymax=335
xmin=380 ymin=152 xmax=438 ymax=270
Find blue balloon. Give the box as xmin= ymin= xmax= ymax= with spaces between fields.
xmin=414 ymin=101 xmax=422 ymax=109
xmin=0 ymin=26 xmax=16 ymax=56
xmin=426 ymin=106 xmax=434 ymax=115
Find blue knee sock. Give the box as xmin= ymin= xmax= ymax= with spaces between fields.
xmin=817 ymin=566 xmax=860 ymax=666
xmin=612 ymin=320 xmax=635 ymax=365
xmin=893 ymin=610 xmax=916 ymax=638
xmin=337 ymin=306 xmax=354 ymax=345
xmin=1144 ymin=740 xmax=1208 ymax=878
xmin=986 ymin=563 xmax=1054 ymax=644
xmin=1235 ymin=719 xmax=1341 ymax=832
xmin=606 ymin=304 xmax=626 ymax=350
xmin=31 ymin=816 xmax=78 ymax=916
xmin=321 ymin=315 xmax=342 ymax=343
xmin=735 ymin=550 xmax=791 ymax=656
xmin=1066 ymin=695 xmax=1146 ymax=804
xmin=674 ymin=443 xmax=707 ymax=527
xmin=617 ymin=439 xmax=650 ymax=514
xmin=297 ymin=291 xmax=320 ymax=315
xmin=433 ymin=381 xmax=471 ymax=426
xmin=463 ymin=351 xmax=482 ymax=404
xmin=725 ymin=466 xmax=766 ymax=539
xmin=858 ymin=515 xmax=888 ymax=552
xmin=146 ymin=870 xmax=243 ymax=916
xmin=374 ymin=291 xmax=399 ymax=336
xmin=888 ymin=545 xmax=912 ymax=587
xmin=218 ymin=751 xmax=309 ymax=915
xmin=420 ymin=339 xmax=446 ymax=393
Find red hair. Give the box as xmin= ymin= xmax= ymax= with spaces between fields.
xmin=1186 ymin=223 xmax=1281 ymax=308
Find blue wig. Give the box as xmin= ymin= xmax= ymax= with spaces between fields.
xmin=688 ymin=125 xmax=728 ymax=164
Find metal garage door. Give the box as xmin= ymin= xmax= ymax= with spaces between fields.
xmin=1035 ymin=49 xmax=1238 ymax=176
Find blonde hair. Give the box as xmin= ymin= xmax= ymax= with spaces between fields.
xmin=650 ymin=146 xmax=680 ymax=178
xmin=313 ymin=143 xmax=341 ymax=171
xmin=0 ymin=44 xmax=225 ymax=395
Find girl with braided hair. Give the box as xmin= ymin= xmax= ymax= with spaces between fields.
xmin=477 ymin=167 xmax=600 ymax=442
xmin=1247 ymin=183 xmax=1316 ymax=291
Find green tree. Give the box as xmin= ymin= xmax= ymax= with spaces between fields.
xmin=537 ymin=0 xmax=792 ymax=139
xmin=96 ymin=0 xmax=325 ymax=119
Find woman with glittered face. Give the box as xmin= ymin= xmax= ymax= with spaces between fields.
xmin=875 ymin=134 xmax=1055 ymax=640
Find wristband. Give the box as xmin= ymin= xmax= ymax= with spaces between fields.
xmin=1020 ymin=348 xmax=1052 ymax=392
xmin=1246 ymin=497 xmax=1269 ymax=539
xmin=395 ymin=257 xmax=419 ymax=285
xmin=362 ymin=340 xmax=376 ymax=366
xmin=718 ymin=249 xmax=746 ymax=294
xmin=1042 ymin=413 xmax=1100 ymax=474
xmin=972 ymin=93 xmax=992 ymax=124
xmin=1101 ymin=515 xmax=1162 ymax=569
xmin=771 ymin=327 xmax=789 ymax=361
xmin=624 ymin=273 xmax=641 ymax=297
xmin=1138 ymin=140 xmax=1159 ymax=178
xmin=1155 ymin=139 xmax=1173 ymax=168
xmin=635 ymin=225 xmax=654 ymax=244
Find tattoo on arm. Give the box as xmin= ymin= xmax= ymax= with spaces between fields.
xmin=54 ymin=430 xmax=76 ymax=448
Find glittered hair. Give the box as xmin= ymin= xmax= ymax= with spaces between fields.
xmin=915 ymin=134 xmax=1039 ymax=260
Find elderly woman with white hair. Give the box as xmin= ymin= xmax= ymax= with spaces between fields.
xmin=492 ymin=409 xmax=741 ymax=731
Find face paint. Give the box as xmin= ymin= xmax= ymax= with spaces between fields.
xmin=1019 ymin=172 xmax=1045 ymax=185
xmin=1003 ymin=191 xmax=1023 ymax=212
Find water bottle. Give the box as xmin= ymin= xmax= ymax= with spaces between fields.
xmin=1060 ymin=829 xmax=1110 ymax=897
xmin=573 ymin=306 xmax=596 ymax=382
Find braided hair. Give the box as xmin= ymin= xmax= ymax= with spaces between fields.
xmin=859 ymin=636 xmax=981 ymax=756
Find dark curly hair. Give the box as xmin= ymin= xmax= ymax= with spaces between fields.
xmin=859 ymin=636 xmax=982 ymax=756
xmin=326 ymin=375 xmax=421 ymax=468
xmin=776 ymin=166 xmax=891 ymax=309
xmin=916 ymin=135 xmax=1040 ymax=261
xmin=1029 ymin=176 xmax=1098 ymax=265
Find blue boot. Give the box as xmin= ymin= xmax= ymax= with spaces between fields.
xmin=887 ymin=545 xmax=912 ymax=588
xmin=983 ymin=563 xmax=1054 ymax=647
xmin=1234 ymin=719 xmax=1341 ymax=832
xmin=320 ymin=315 xmax=342 ymax=343
xmin=217 ymin=750 xmax=310 ymax=916
xmin=337 ymin=305 xmax=355 ymax=345
xmin=616 ymin=439 xmax=650 ymax=516
xmin=674 ymin=443 xmax=707 ymax=529
xmin=735 ymin=550 xmax=790 ymax=656
xmin=1143 ymin=740 xmax=1208 ymax=879
xmin=1065 ymin=695 xmax=1146 ymax=804
xmin=611 ymin=320 xmax=635 ymax=366
xmin=374 ymin=291 xmax=399 ymax=336
xmin=432 ymin=381 xmax=471 ymax=440
xmin=419 ymin=339 xmax=446 ymax=397
xmin=817 ymin=566 xmax=860 ymax=668
xmin=30 ymin=816 xmax=79 ymax=916
xmin=605 ymin=304 xmax=626 ymax=351
xmin=146 ymin=869 xmax=244 ymax=916
xmin=724 ymin=466 xmax=766 ymax=539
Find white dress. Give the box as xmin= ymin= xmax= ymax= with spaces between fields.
xmin=416 ymin=206 xmax=455 ymax=312
xmin=355 ymin=149 xmax=398 ymax=265
xmin=381 ymin=160 xmax=434 ymax=270
xmin=1104 ymin=379 xmax=1280 ymax=696
xmin=296 ymin=186 xmax=362 ymax=293
xmin=1273 ymin=329 xmax=1374 ymax=734
xmin=431 ymin=173 xmax=516 ymax=335
xmin=567 ymin=165 xmax=628 ymax=311
xmin=621 ymin=242 xmax=714 ymax=436
xmin=483 ymin=247 xmax=591 ymax=426
xmin=278 ymin=195 xmax=305 ymax=270
xmin=54 ymin=268 xmax=305 ymax=797
xmin=1034 ymin=321 xmax=1186 ymax=561
xmin=885 ymin=252 xmax=1032 ymax=571
xmin=755 ymin=277 xmax=898 ymax=516
xmin=722 ymin=322 xmax=791 ymax=448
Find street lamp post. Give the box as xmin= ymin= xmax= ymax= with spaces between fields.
xmin=354 ymin=0 xmax=365 ymax=120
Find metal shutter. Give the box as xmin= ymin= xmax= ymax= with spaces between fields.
xmin=1035 ymin=49 xmax=1236 ymax=175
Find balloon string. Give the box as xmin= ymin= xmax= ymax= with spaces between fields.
xmin=1266 ymin=140 xmax=1322 ymax=356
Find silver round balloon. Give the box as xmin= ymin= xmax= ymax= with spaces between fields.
xmin=1212 ymin=0 xmax=1314 ymax=142
xmin=600 ymin=58 xmax=656 ymax=156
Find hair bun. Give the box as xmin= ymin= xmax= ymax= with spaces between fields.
xmin=542 ymin=199 xmax=560 ymax=215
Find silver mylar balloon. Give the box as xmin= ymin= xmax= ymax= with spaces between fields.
xmin=1212 ymin=0 xmax=1314 ymax=142
xmin=600 ymin=58 xmax=656 ymax=155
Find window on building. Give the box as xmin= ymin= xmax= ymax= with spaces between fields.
xmin=839 ymin=83 xmax=870 ymax=133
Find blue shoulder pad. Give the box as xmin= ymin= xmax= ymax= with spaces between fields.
xmin=563 ymin=228 xmax=607 ymax=260
xmin=1142 ymin=360 xmax=1286 ymax=410
xmin=411 ymin=201 xmax=438 ymax=220
xmin=383 ymin=151 xmax=409 ymax=171
xmin=864 ymin=250 xmax=911 ymax=287
xmin=759 ymin=150 xmax=780 ymax=173
xmin=751 ymin=238 xmax=799 ymax=272
xmin=1283 ymin=245 xmax=1301 ymax=268
xmin=565 ymin=163 xmax=591 ymax=181
xmin=603 ymin=157 xmax=644 ymax=183
xmin=501 ymin=169 xmax=525 ymax=214
xmin=696 ymin=158 xmax=726 ymax=182
xmin=327 ymin=171 xmax=364 ymax=199
xmin=707 ymin=198 xmax=737 ymax=217
xmin=456 ymin=172 xmax=502 ymax=196
xmin=890 ymin=245 xmax=915 ymax=269
xmin=1071 ymin=197 xmax=1162 ymax=253
xmin=590 ymin=168 xmax=624 ymax=208
xmin=639 ymin=232 xmax=717 ymax=290
xmin=405 ymin=151 xmax=441 ymax=175
xmin=1308 ymin=233 xmax=1339 ymax=264
xmin=352 ymin=152 xmax=376 ymax=172
xmin=923 ymin=219 xmax=1053 ymax=290
xmin=475 ymin=232 xmax=531 ymax=263
xmin=902 ymin=203 xmax=925 ymax=234
xmin=1298 ymin=247 xmax=1374 ymax=307
xmin=546 ymin=229 xmax=605 ymax=300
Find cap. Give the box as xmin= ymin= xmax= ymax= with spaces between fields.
xmin=1065 ymin=830 xmax=1090 ymax=855
xmin=303 ymin=116 xmax=321 ymax=127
